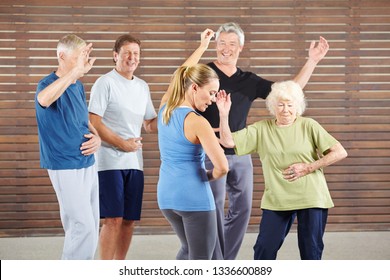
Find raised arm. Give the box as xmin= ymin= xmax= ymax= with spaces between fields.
xmin=293 ymin=36 xmax=329 ymax=89
xmin=37 ymin=43 xmax=96 ymax=108
xmin=216 ymin=90 xmax=235 ymax=148
xmin=160 ymin=29 xmax=215 ymax=108
xmin=182 ymin=28 xmax=215 ymax=67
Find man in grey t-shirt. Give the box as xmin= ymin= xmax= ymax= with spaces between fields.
xmin=89 ymin=34 xmax=157 ymax=260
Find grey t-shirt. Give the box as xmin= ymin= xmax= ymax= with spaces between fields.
xmin=89 ymin=69 xmax=157 ymax=171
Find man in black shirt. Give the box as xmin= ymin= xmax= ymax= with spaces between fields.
xmin=200 ymin=22 xmax=329 ymax=260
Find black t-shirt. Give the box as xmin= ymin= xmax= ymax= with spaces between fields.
xmin=200 ymin=62 xmax=273 ymax=154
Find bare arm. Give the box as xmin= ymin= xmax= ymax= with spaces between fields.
xmin=37 ymin=43 xmax=96 ymax=108
xmin=143 ymin=117 xmax=158 ymax=133
xmin=283 ymin=142 xmax=348 ymax=182
xmin=185 ymin=113 xmax=228 ymax=181
xmin=182 ymin=28 xmax=214 ymax=67
xmin=160 ymin=28 xmax=215 ymax=109
xmin=308 ymin=142 xmax=348 ymax=173
xmin=216 ymin=91 xmax=235 ymax=148
xmin=37 ymin=69 xmax=81 ymax=108
xmin=293 ymin=36 xmax=329 ymax=89
xmin=89 ymin=113 xmax=142 ymax=152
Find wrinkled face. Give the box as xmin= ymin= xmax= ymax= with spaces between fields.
xmin=114 ymin=42 xmax=140 ymax=76
xmin=215 ymin=32 xmax=243 ymax=66
xmin=193 ymin=78 xmax=219 ymax=112
xmin=275 ymin=98 xmax=298 ymax=125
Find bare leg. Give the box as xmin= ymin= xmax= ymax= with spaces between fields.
xmin=99 ymin=217 xmax=123 ymax=260
xmin=113 ymin=220 xmax=135 ymax=260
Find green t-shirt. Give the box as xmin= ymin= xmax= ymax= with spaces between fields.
xmin=233 ymin=116 xmax=338 ymax=211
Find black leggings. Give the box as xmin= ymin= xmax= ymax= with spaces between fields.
xmin=161 ymin=209 xmax=217 ymax=260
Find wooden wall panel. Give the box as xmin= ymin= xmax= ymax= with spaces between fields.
xmin=0 ymin=0 xmax=389 ymax=237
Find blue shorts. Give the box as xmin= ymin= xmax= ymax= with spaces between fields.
xmin=98 ymin=169 xmax=144 ymax=220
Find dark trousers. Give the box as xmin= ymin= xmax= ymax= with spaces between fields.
xmin=253 ymin=208 xmax=328 ymax=260
xmin=206 ymin=154 xmax=253 ymax=260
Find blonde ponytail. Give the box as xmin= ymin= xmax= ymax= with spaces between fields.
xmin=163 ymin=66 xmax=188 ymax=124
xmin=162 ymin=64 xmax=219 ymax=124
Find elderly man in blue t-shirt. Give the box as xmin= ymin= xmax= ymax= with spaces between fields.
xmin=35 ymin=34 xmax=101 ymax=260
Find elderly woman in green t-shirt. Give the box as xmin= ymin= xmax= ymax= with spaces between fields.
xmin=216 ymin=80 xmax=347 ymax=260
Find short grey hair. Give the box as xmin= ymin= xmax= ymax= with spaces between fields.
xmin=215 ymin=22 xmax=245 ymax=46
xmin=56 ymin=34 xmax=86 ymax=58
xmin=266 ymin=80 xmax=307 ymax=116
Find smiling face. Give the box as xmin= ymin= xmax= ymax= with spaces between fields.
xmin=274 ymin=98 xmax=298 ymax=126
xmin=215 ymin=32 xmax=243 ymax=66
xmin=114 ymin=42 xmax=140 ymax=79
xmin=192 ymin=78 xmax=219 ymax=112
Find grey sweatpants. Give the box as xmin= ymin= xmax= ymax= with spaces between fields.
xmin=205 ymin=154 xmax=253 ymax=260
xmin=48 ymin=165 xmax=99 ymax=260
xmin=161 ymin=209 xmax=217 ymax=260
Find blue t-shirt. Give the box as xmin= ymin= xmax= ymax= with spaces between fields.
xmin=157 ymin=105 xmax=215 ymax=211
xmin=35 ymin=72 xmax=95 ymax=170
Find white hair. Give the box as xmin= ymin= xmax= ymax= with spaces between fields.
xmin=56 ymin=34 xmax=86 ymax=58
xmin=215 ymin=22 xmax=245 ymax=46
xmin=266 ymin=80 xmax=307 ymax=116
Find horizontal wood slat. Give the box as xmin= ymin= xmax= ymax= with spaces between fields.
xmin=0 ymin=0 xmax=389 ymax=237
